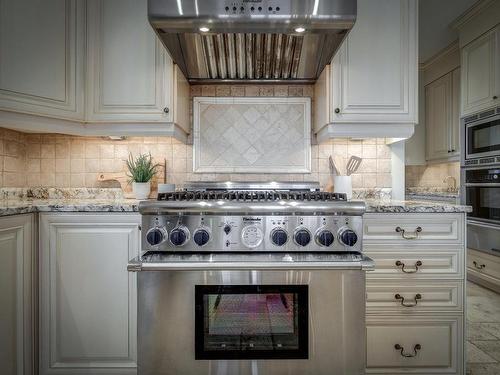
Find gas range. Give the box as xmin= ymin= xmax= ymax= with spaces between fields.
xmin=138 ymin=181 xmax=365 ymax=254
xmin=129 ymin=182 xmax=372 ymax=375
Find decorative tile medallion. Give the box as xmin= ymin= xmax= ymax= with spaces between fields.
xmin=193 ymin=97 xmax=311 ymax=173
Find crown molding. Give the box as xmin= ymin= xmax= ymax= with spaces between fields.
xmin=420 ymin=41 xmax=459 ymax=71
xmin=450 ymin=0 xmax=497 ymax=30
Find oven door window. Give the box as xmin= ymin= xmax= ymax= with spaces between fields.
xmin=467 ymin=119 xmax=500 ymax=157
xmin=466 ymin=186 xmax=500 ymax=222
xmin=195 ymin=285 xmax=308 ymax=360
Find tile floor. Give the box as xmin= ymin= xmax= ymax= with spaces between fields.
xmin=467 ymin=281 xmax=500 ymax=374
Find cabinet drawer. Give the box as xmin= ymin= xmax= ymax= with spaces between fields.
xmin=366 ymin=316 xmax=462 ymax=374
xmin=365 ymin=249 xmax=463 ymax=279
xmin=468 ymin=248 xmax=500 ymax=281
xmin=366 ymin=281 xmax=463 ymax=313
xmin=364 ymin=213 xmax=463 ymax=245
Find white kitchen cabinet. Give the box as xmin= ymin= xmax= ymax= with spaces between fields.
xmin=0 ymin=0 xmax=85 ymax=120
xmin=0 ymin=214 xmax=35 ymax=375
xmin=425 ymin=68 xmax=461 ymax=162
xmin=39 ymin=213 xmax=141 ymax=375
xmin=314 ymin=0 xmax=418 ymax=140
xmin=0 ymin=0 xmax=189 ymax=139
xmin=86 ymin=0 xmax=182 ymax=126
xmin=363 ymin=213 xmax=466 ymax=375
xmin=461 ymin=25 xmax=500 ymax=116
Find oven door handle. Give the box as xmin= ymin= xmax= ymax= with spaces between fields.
xmin=468 ymin=219 xmax=500 ymax=230
xmin=464 ymin=183 xmax=500 ymax=187
xmin=127 ymin=255 xmax=375 ymax=272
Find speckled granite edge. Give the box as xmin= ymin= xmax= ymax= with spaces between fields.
xmin=352 ymin=188 xmax=392 ymax=200
xmin=365 ymin=199 xmax=472 ymax=213
xmin=0 ymin=188 xmax=125 ymax=200
xmin=0 ymin=199 xmax=140 ymax=217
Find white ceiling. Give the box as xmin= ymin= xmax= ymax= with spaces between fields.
xmin=419 ymin=0 xmax=478 ymax=62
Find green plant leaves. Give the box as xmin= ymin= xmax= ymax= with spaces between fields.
xmin=125 ymin=153 xmax=159 ymax=183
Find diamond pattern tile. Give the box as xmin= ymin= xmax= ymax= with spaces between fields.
xmin=194 ymin=98 xmax=311 ymax=173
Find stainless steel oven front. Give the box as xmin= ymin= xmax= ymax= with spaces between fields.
xmin=130 ymin=253 xmax=370 ymax=375
xmin=463 ymin=167 xmax=500 ymax=224
xmin=462 ymin=108 xmax=500 ymax=166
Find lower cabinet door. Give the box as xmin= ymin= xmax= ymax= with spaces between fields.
xmin=39 ymin=213 xmax=141 ymax=375
xmin=366 ymin=315 xmax=463 ymax=374
xmin=0 ymin=214 xmax=35 ymax=375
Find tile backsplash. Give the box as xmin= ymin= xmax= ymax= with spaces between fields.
xmin=0 ymin=127 xmax=392 ymax=193
xmin=406 ymin=162 xmax=460 ymax=190
xmin=0 ymin=84 xmax=393 ymax=193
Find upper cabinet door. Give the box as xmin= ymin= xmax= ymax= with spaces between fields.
xmin=331 ymin=0 xmax=417 ymax=124
xmin=86 ymin=0 xmax=172 ymax=123
xmin=461 ymin=26 xmax=500 ymax=116
xmin=0 ymin=0 xmax=85 ymax=120
xmin=425 ymin=73 xmax=453 ymax=161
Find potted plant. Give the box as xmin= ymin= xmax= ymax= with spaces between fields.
xmin=126 ymin=153 xmax=159 ymax=200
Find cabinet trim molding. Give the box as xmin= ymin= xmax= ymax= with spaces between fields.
xmin=0 ymin=110 xmax=188 ymax=142
xmin=0 ymin=0 xmax=85 ymax=120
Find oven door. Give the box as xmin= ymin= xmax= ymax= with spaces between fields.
xmin=131 ymin=252 xmax=371 ymax=375
xmin=466 ymin=115 xmax=500 ymax=160
xmin=466 ymin=184 xmax=500 ymax=223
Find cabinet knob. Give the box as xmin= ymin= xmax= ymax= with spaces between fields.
xmin=334 ymin=108 xmax=340 ymax=114
xmin=493 ymin=96 xmax=498 ymax=100
xmin=163 ymin=107 xmax=170 ymax=114
xmin=394 ymin=344 xmax=421 ymax=358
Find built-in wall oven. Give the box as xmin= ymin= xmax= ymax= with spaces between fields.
xmin=462 ymin=167 xmax=500 ymax=255
xmin=462 ymin=107 xmax=500 ymax=167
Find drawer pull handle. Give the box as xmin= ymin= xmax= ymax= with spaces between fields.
xmin=395 ymin=293 xmax=422 ymax=307
xmin=395 ymin=260 xmax=422 ymax=273
xmin=473 ymin=261 xmax=486 ymax=270
xmin=394 ymin=344 xmax=421 ymax=358
xmin=395 ymin=226 xmax=422 ymax=239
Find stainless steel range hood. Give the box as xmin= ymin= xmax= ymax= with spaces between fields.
xmin=148 ymin=0 xmax=357 ymax=83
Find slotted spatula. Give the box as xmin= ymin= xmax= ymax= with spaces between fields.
xmin=346 ymin=156 xmax=362 ymax=176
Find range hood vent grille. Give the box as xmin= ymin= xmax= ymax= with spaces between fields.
xmin=197 ymin=33 xmax=303 ymax=80
xmin=150 ymin=0 xmax=357 ymax=83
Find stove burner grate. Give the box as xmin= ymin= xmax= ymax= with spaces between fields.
xmin=157 ymin=190 xmax=347 ymax=202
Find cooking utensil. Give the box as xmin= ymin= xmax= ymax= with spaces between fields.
xmin=346 ymin=156 xmax=362 ymax=176
xmin=334 ymin=155 xmax=346 ymax=176
xmin=329 ymin=156 xmax=340 ymax=175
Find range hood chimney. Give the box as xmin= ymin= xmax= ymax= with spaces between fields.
xmin=148 ymin=0 xmax=357 ymax=83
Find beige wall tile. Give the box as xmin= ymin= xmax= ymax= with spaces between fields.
xmin=85 ymin=159 xmax=100 ymax=173
xmin=99 ymin=144 xmax=114 ymax=159
xmin=41 ymin=158 xmax=55 ymax=173
xmin=40 ymin=173 xmax=55 ymax=187
xmin=70 ymin=173 xmax=85 ymax=187
xmin=41 ymin=144 xmax=55 ymax=158
xmin=70 ymin=159 xmax=85 ymax=173
xmin=55 ymin=173 xmax=70 ymax=188
xmin=85 ymin=144 xmax=99 ymax=159
xmin=56 ymin=142 xmax=70 ymax=158
xmin=55 ymin=159 xmax=70 ymax=173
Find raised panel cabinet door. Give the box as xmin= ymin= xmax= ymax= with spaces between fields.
xmin=39 ymin=213 xmax=141 ymax=375
xmin=0 ymin=0 xmax=84 ymax=120
xmin=86 ymin=0 xmax=173 ymax=122
xmin=331 ymin=0 xmax=417 ymax=123
xmin=0 ymin=214 xmax=35 ymax=375
xmin=450 ymin=68 xmax=461 ymax=158
xmin=425 ymin=73 xmax=453 ymax=161
xmin=461 ymin=27 xmax=499 ymax=116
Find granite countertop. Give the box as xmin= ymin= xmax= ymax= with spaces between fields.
xmin=365 ymin=198 xmax=472 ymax=213
xmin=0 ymin=197 xmax=472 ymax=217
xmin=405 ymin=188 xmax=460 ymax=203
xmin=0 ymin=198 xmax=140 ymax=217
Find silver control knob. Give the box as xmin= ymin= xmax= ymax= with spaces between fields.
xmin=170 ymin=225 xmax=190 ymax=246
xmin=271 ymin=228 xmax=288 ymax=246
xmin=294 ymin=227 xmax=311 ymax=247
xmin=338 ymin=227 xmax=358 ymax=247
xmin=193 ymin=227 xmax=211 ymax=247
xmin=146 ymin=227 xmax=167 ymax=246
xmin=241 ymin=225 xmax=264 ymax=248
